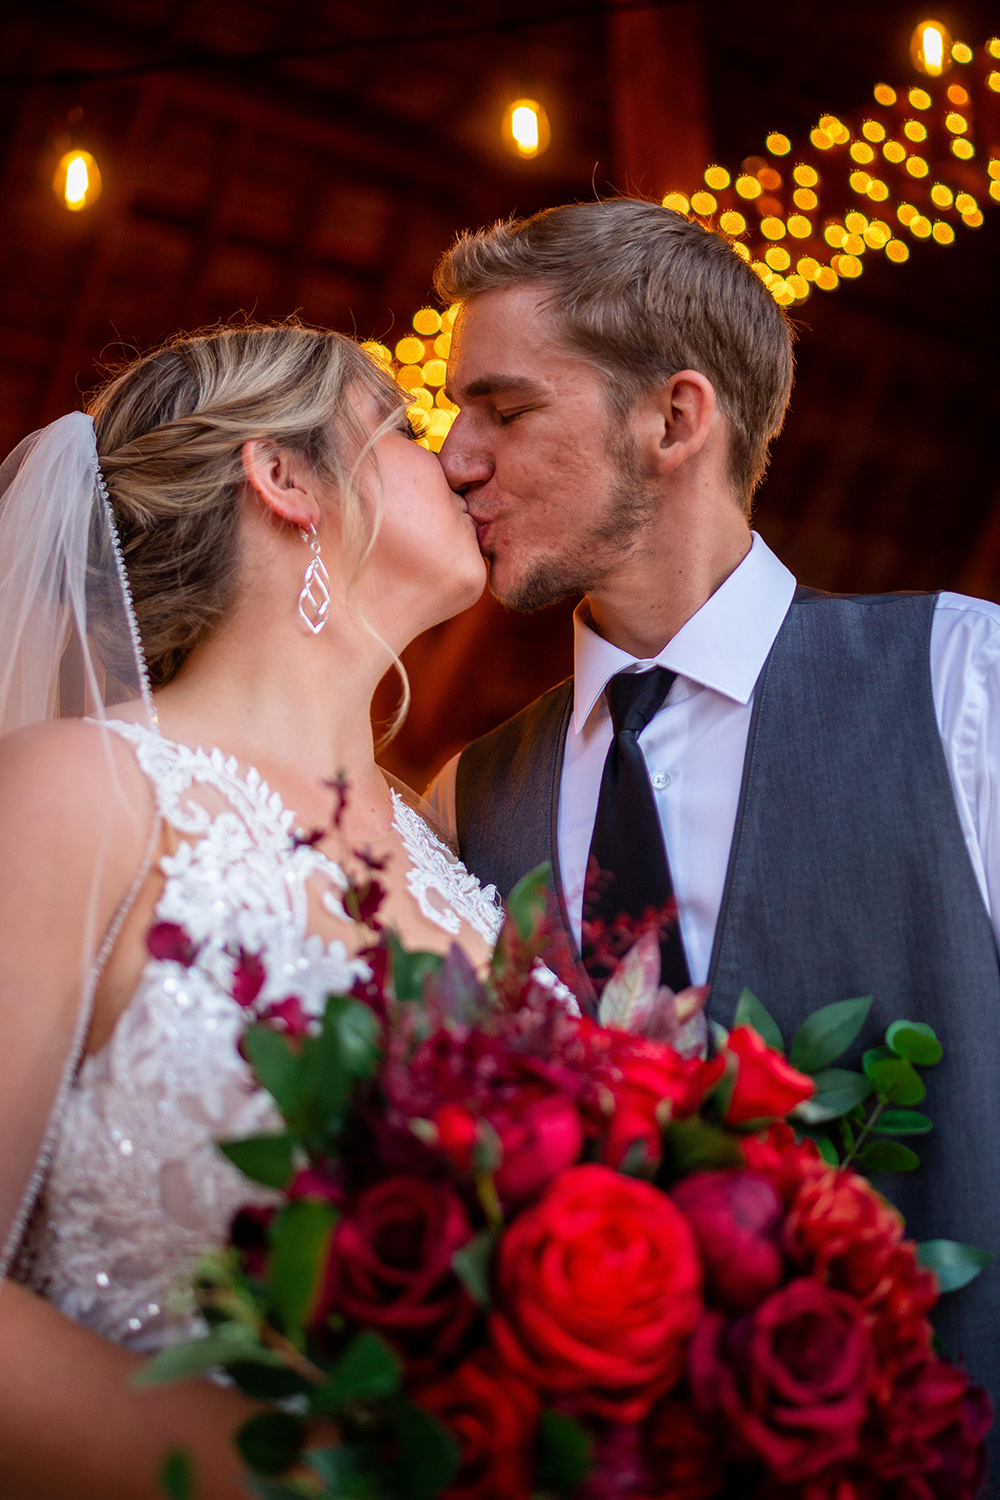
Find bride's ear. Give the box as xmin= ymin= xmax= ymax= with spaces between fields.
xmin=241 ymin=439 xmax=321 ymax=532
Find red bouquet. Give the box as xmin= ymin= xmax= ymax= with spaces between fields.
xmin=139 ymin=871 xmax=991 ymax=1500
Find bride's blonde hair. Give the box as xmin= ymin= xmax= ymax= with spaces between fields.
xmin=88 ymin=319 xmax=410 ymax=731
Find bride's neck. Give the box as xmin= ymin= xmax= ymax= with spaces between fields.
xmin=150 ymin=597 xmax=394 ymax=814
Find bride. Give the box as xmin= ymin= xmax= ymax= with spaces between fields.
xmin=0 ymin=322 xmax=500 ymax=1498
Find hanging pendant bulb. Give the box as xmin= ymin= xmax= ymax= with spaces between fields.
xmin=504 ymin=99 xmax=551 ymax=159
xmin=910 ymin=19 xmax=952 ymax=76
xmin=53 ymin=149 xmax=102 ymax=211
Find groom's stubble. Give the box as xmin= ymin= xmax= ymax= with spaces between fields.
xmin=491 ymin=419 xmax=659 ymax=613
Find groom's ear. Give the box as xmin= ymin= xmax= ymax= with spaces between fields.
xmin=645 ymin=370 xmax=717 ymax=475
xmin=241 ymin=438 xmax=321 ymax=532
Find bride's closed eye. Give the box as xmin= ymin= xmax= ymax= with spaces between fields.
xmin=400 ymin=411 xmax=429 ymax=441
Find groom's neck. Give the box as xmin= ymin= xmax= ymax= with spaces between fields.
xmin=584 ymin=496 xmax=752 ymax=660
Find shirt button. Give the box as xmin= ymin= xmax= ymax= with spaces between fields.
xmin=650 ymin=771 xmax=671 ymax=790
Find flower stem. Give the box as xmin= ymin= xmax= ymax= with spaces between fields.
xmin=841 ymin=1099 xmax=887 ymax=1167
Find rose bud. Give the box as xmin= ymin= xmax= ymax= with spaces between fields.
xmin=671 ymin=1170 xmax=784 ymax=1313
xmin=490 ymin=1092 xmax=584 ymax=1203
xmin=724 ymin=1026 xmax=815 ymax=1124
xmin=434 ymin=1103 xmax=479 ymax=1171
xmin=416 ymin=1355 xmax=539 ymax=1500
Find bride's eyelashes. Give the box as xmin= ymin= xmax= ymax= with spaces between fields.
xmin=399 ymin=412 xmax=429 ymax=441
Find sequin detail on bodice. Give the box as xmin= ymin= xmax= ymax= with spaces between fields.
xmin=19 ymin=722 xmax=502 ymax=1353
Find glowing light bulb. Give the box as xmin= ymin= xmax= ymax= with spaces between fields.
xmin=911 ymin=20 xmax=951 ymax=75
xmin=53 ymin=149 xmax=102 ymax=211
xmin=505 ymin=99 xmax=550 ymax=159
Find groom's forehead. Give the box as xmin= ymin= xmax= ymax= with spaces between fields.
xmin=447 ymin=289 xmax=584 ymax=398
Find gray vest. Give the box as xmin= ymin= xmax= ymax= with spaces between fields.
xmin=456 ymin=588 xmax=1000 ymax=1440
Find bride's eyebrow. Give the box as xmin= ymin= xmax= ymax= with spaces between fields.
xmin=447 ymin=374 xmax=547 ymax=404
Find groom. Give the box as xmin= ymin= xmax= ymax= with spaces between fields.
xmin=427 ymin=200 xmax=1000 ymax=1420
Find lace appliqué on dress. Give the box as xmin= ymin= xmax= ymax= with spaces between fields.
xmin=390 ymin=788 xmax=502 ymax=943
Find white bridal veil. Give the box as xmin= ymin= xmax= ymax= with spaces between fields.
xmin=0 ymin=412 xmax=157 ymax=1274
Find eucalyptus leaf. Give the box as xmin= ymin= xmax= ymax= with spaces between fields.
xmin=788 ymin=997 xmax=872 ymax=1074
xmin=857 ymin=1139 xmax=920 ymax=1172
xmin=873 ymin=1110 xmax=933 ymax=1135
xmin=236 ymin=1412 xmax=308 ymax=1477
xmin=219 ymin=1132 xmax=295 ymax=1189
xmin=733 ymin=989 xmax=784 ymax=1053
xmin=917 ymin=1239 xmax=993 ymax=1294
xmin=506 ymin=863 xmax=551 ymax=943
xmin=885 ymin=1021 xmax=944 ymax=1067
xmin=159 ymin=1448 xmax=195 ymax=1500
xmin=794 ymin=1068 xmax=873 ymax=1123
xmin=389 ymin=1398 xmax=461 ymax=1500
xmin=132 ymin=1325 xmax=283 ymax=1387
xmin=309 ymin=1332 xmax=401 ymax=1413
xmin=866 ymin=1058 xmax=926 ymax=1106
xmin=268 ymin=1199 xmax=338 ymax=1342
xmin=451 ymin=1228 xmax=498 ymax=1307
xmin=536 ymin=1408 xmax=594 ymax=1492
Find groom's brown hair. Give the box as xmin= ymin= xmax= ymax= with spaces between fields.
xmin=434 ymin=198 xmax=795 ymax=505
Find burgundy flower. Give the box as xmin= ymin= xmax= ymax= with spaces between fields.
xmin=258 ymin=995 xmax=312 ymax=1037
xmin=644 ymin=1394 xmax=728 ymax=1500
xmin=319 ymin=1177 xmax=476 ymax=1368
xmin=491 ymin=1091 xmax=584 ymax=1203
xmin=415 ymin=1355 xmax=539 ymax=1500
xmin=690 ymin=1278 xmax=871 ymax=1483
xmin=232 ymin=949 xmax=266 ymax=1007
xmin=865 ymin=1355 xmax=991 ymax=1497
xmin=433 ymin=1104 xmax=479 ymax=1171
xmin=146 ymin=921 xmax=198 ymax=966
xmin=671 ymin=1170 xmax=785 ymax=1313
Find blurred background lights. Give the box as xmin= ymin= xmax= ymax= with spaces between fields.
xmin=53 ymin=149 xmax=101 ymax=211
xmin=505 ymin=99 xmax=550 ymax=159
xmin=911 ymin=20 xmax=951 ymax=75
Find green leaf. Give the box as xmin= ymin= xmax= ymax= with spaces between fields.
xmin=389 ymin=1398 xmax=461 ymax=1500
xmin=815 ymin=1134 xmax=840 ymax=1166
xmin=505 ymin=863 xmax=551 ymax=943
xmin=857 ymin=1139 xmax=920 ymax=1172
xmin=794 ymin=1068 xmax=873 ymax=1123
xmin=917 ymin=1239 xmax=993 ymax=1294
xmin=244 ymin=1027 xmax=305 ymax=1122
xmin=268 ymin=1200 xmax=338 ymax=1343
xmin=873 ymin=1110 xmax=933 ymax=1135
xmin=219 ymin=1132 xmax=295 ymax=1189
xmin=451 ymin=1229 xmax=497 ymax=1307
xmin=299 ymin=996 xmax=382 ymax=1140
xmin=886 ymin=1021 xmax=944 ymax=1067
xmin=390 ymin=934 xmax=444 ymax=1002
xmin=733 ymin=989 xmax=784 ymax=1053
xmin=307 ymin=1445 xmax=385 ymax=1497
xmin=471 ymin=1118 xmax=503 ymax=1176
xmin=132 ymin=1325 xmax=283 ymax=1387
xmin=863 ymin=1045 xmax=895 ymax=1076
xmin=788 ymin=997 xmax=872 ymax=1073
xmin=236 ymin=1412 xmax=308 ymax=1477
xmin=226 ymin=1361 xmax=311 ymax=1400
xmin=664 ymin=1114 xmax=743 ymax=1176
xmin=866 ymin=1057 xmax=926 ymax=1106
xmin=536 ymin=1409 xmax=594 ymax=1492
xmin=309 ymin=1332 xmax=401 ymax=1414
xmin=244 ymin=1481 xmax=308 ymax=1500
xmin=159 ymin=1448 xmax=195 ymax=1500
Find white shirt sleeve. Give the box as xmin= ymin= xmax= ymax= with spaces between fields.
xmin=930 ymin=593 xmax=1000 ymax=949
xmin=424 ymin=752 xmax=460 ymax=847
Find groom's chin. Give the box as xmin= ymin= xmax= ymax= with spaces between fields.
xmin=487 ymin=555 xmax=578 ymax=614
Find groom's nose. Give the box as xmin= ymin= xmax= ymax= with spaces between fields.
xmin=439 ymin=418 xmax=494 ymax=494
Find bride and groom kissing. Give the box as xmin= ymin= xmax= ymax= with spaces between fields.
xmin=0 ymin=196 xmax=997 ymax=1497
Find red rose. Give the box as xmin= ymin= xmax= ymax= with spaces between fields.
xmin=671 ymin=1170 xmax=785 ymax=1313
xmin=576 ymin=1021 xmax=724 ymax=1168
xmin=690 ymin=1278 xmax=871 ymax=1483
xmin=724 ymin=1027 xmax=815 ymax=1125
xmin=864 ymin=1354 xmax=991 ymax=1499
xmin=742 ymin=1121 xmax=825 ymax=1203
xmin=644 ymin=1395 xmax=728 ymax=1500
xmin=320 ymin=1177 xmax=476 ymax=1367
xmin=416 ymin=1355 xmax=539 ymax=1500
xmin=147 ymin=920 xmax=198 ymax=966
xmin=434 ymin=1104 xmax=479 ymax=1171
xmin=491 ymin=1091 xmax=584 ymax=1203
xmin=491 ymin=1164 xmax=702 ymax=1421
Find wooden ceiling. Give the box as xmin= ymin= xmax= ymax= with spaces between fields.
xmin=2 ymin=0 xmax=998 ymax=787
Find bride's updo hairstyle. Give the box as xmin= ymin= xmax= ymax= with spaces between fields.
xmin=88 ymin=320 xmax=405 ymax=690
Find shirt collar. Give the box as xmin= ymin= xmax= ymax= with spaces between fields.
xmin=571 ymin=532 xmax=798 ymax=734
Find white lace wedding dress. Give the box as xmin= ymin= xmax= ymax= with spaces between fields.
xmin=14 ymin=721 xmax=505 ymax=1355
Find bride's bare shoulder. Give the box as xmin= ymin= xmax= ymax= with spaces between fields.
xmin=0 ymin=719 xmax=153 ymax=849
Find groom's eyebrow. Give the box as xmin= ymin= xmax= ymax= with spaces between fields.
xmin=447 ymin=374 xmax=547 ymax=403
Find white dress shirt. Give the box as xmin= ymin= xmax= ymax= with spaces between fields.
xmin=428 ymin=534 xmax=1000 ymax=981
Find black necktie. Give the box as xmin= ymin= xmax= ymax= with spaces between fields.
xmin=581 ymin=667 xmax=691 ymax=994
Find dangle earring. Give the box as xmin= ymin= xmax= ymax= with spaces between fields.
xmin=297 ymin=526 xmax=331 ymax=634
